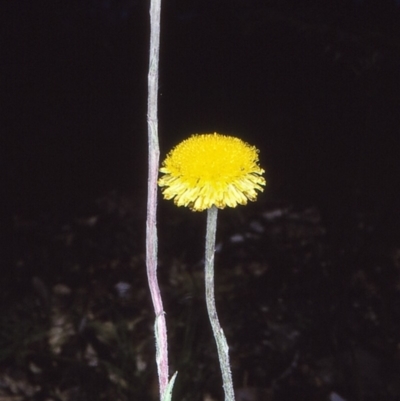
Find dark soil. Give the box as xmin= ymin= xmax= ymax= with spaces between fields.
xmin=3 ymin=191 xmax=400 ymax=401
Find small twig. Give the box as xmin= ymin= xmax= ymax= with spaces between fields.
xmin=205 ymin=206 xmax=236 ymax=401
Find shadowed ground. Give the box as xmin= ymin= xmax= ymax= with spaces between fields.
xmin=3 ymin=191 xmax=400 ymax=401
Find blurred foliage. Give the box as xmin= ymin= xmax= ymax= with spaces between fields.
xmin=3 ymin=191 xmax=400 ymax=401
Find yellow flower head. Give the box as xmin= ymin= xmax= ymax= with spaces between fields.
xmin=158 ymin=133 xmax=266 ymax=212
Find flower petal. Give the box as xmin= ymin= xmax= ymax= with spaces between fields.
xmin=158 ymin=133 xmax=266 ymax=211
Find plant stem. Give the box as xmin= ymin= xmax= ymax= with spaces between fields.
xmin=205 ymin=206 xmax=236 ymax=401
xmin=146 ymin=0 xmax=169 ymax=399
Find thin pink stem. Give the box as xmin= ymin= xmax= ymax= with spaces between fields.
xmin=146 ymin=0 xmax=169 ymax=399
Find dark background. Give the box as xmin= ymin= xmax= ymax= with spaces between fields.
xmin=5 ymin=0 xmax=400 ymax=216
xmin=3 ymin=0 xmax=400 ymax=400
xmin=5 ymin=0 xmax=400 ymax=278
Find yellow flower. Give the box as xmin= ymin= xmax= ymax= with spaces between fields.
xmin=158 ymin=133 xmax=266 ymax=211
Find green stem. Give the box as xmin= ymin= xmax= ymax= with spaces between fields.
xmin=205 ymin=206 xmax=235 ymax=401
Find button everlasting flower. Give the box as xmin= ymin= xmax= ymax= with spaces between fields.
xmin=158 ymin=133 xmax=266 ymax=211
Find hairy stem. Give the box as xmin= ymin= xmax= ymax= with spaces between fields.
xmin=146 ymin=0 xmax=169 ymax=399
xmin=205 ymin=206 xmax=235 ymax=401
